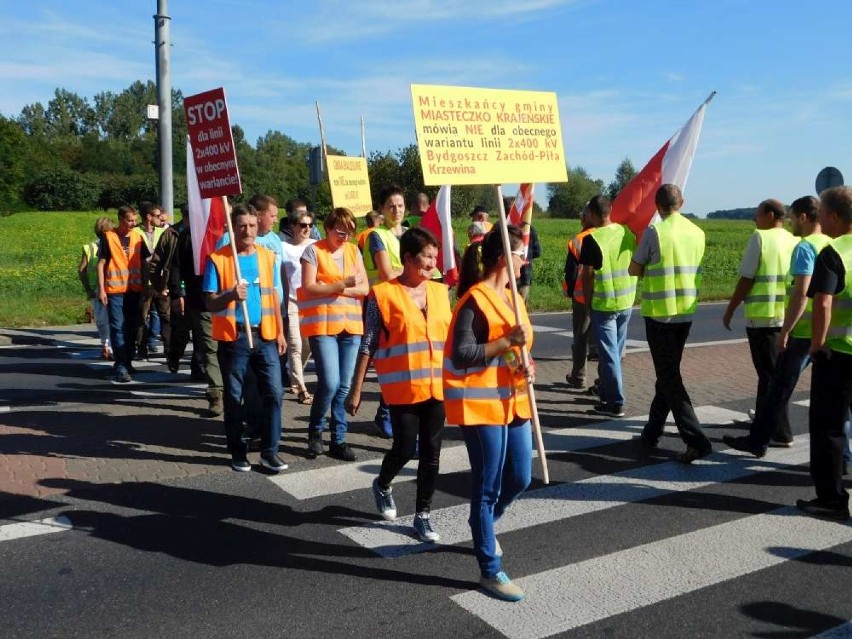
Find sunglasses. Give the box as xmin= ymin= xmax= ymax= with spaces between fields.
xmin=297 ymin=222 xmax=314 ymax=229
xmin=333 ymin=228 xmax=353 ymax=238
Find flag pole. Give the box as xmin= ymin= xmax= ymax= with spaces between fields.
xmin=222 ymin=195 xmax=254 ymax=349
xmin=495 ymin=185 xmax=549 ymax=485
xmin=360 ymin=116 xmax=367 ymax=158
xmin=315 ymin=101 xmax=329 ymax=172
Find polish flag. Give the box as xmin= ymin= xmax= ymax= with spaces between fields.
xmin=507 ymin=183 xmax=534 ymax=258
xmin=186 ymin=137 xmax=226 ymax=275
xmin=610 ymin=92 xmax=716 ymax=240
xmin=419 ymin=185 xmax=457 ymax=286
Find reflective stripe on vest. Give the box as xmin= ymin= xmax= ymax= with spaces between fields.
xmin=209 ymin=246 xmax=279 ymax=342
xmin=104 ymin=230 xmax=143 ymax=294
xmin=590 ymin=224 xmax=637 ymax=312
xmin=372 ymin=279 xmax=451 ymax=404
xmin=744 ymin=228 xmax=798 ymax=321
xmin=641 ymin=213 xmax=705 ymax=319
xmin=443 ymin=282 xmax=534 ymax=426
xmin=297 ymin=240 xmax=364 ymax=337
xmin=827 ymin=234 xmax=852 ymax=355
xmin=788 ymin=234 xmax=831 ymax=339
xmin=364 ymin=226 xmax=402 ymax=284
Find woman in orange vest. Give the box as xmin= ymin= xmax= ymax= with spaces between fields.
xmin=444 ymin=226 xmax=534 ymax=602
xmin=346 ymin=228 xmax=451 ymax=542
xmin=299 ymin=207 xmax=369 ymax=461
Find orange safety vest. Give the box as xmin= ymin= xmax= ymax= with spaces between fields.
xmin=356 ymin=228 xmax=373 ymax=254
xmin=104 ymin=230 xmax=143 ymax=294
xmin=563 ymin=227 xmax=594 ymax=303
xmin=209 ymin=246 xmax=279 ymax=342
xmin=443 ymin=282 xmax=534 ymax=426
xmin=372 ymin=279 xmax=451 ymax=405
xmin=297 ymin=240 xmax=364 ymax=338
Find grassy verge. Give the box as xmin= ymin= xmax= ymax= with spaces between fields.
xmin=0 ymin=211 xmax=753 ymax=327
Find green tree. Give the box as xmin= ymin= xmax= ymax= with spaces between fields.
xmin=0 ymin=115 xmax=29 ymax=212
xmin=606 ymin=157 xmax=637 ymax=201
xmin=547 ymin=166 xmax=604 ymax=218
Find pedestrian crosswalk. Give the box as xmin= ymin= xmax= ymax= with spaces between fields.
xmin=265 ymin=401 xmax=851 ymax=638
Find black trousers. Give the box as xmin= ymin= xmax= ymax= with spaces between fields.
xmin=643 ymin=318 xmax=711 ymax=451
xmin=746 ymin=327 xmax=791 ymax=441
xmin=378 ymin=398 xmax=444 ymax=513
xmin=808 ymin=350 xmax=852 ymax=508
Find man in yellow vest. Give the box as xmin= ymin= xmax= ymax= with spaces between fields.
xmin=564 ymin=205 xmax=598 ymax=388
xmin=723 ymin=199 xmax=798 ymax=430
xmin=725 ymin=195 xmax=830 ymax=457
xmin=798 ymin=186 xmax=852 ymax=521
xmin=580 ymin=194 xmax=637 ymax=418
xmin=629 ymin=185 xmax=712 ymax=463
xmin=135 ymin=201 xmax=170 ymax=359
xmin=97 ymin=205 xmax=143 ymax=384
xmin=365 ymin=185 xmax=407 ymax=438
xmin=204 ymin=203 xmax=287 ymax=474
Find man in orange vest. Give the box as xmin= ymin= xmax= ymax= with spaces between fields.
xmin=204 ymin=203 xmax=287 ymax=474
xmin=563 ymin=205 xmax=598 ymax=388
xmin=97 ymin=205 xmax=143 ymax=384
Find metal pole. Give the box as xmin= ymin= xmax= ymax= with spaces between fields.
xmin=154 ymin=0 xmax=174 ymax=221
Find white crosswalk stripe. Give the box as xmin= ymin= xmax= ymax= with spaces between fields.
xmin=0 ymin=516 xmax=72 ymax=543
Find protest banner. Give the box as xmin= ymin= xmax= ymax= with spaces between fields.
xmin=184 ymin=87 xmax=252 ymax=346
xmin=326 ymin=155 xmax=372 ymax=217
xmin=411 ymin=84 xmax=568 ymax=186
xmin=184 ymin=87 xmax=242 ymax=199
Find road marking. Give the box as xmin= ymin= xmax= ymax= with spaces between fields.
xmin=268 ymin=406 xmax=738 ymax=501
xmin=338 ymin=407 xmax=768 ymax=557
xmin=451 ymin=507 xmax=852 ymax=639
xmin=814 ymin=622 xmax=852 ymax=638
xmin=0 ymin=516 xmax=72 ymax=542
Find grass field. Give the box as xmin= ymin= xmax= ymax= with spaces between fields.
xmin=0 ymin=211 xmax=754 ymax=327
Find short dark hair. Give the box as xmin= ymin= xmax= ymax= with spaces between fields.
xmin=231 ymin=203 xmax=257 ymax=226
xmin=655 ymin=184 xmax=683 ymax=213
xmin=821 ymin=186 xmax=852 ymax=225
xmin=759 ymin=198 xmax=787 ymax=220
xmin=400 ymin=227 xmax=439 ymax=261
xmin=585 ymin=194 xmax=611 ymax=218
xmin=789 ymin=195 xmax=820 ymax=223
xmin=117 ymin=205 xmax=137 ymax=221
xmin=287 ymin=208 xmax=314 ymax=227
xmin=284 ymin=198 xmax=309 ymax=214
xmin=139 ymin=201 xmax=161 ymax=218
xmin=378 ymin=185 xmax=405 ymax=209
xmin=249 ymin=194 xmax=278 ymax=212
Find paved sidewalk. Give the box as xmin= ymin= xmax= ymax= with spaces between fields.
xmin=0 ymin=323 xmax=808 ymax=501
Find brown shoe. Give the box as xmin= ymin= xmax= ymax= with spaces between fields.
xmin=207 ymin=390 xmax=223 ymax=417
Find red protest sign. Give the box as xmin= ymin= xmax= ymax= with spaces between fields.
xmin=183 ymin=87 xmax=242 ymax=198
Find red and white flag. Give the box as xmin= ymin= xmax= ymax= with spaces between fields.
xmin=611 ymin=92 xmax=715 ymax=239
xmin=507 ymin=183 xmax=535 ymax=258
xmin=186 ymin=137 xmax=226 ymax=275
xmin=419 ymin=185 xmax=457 ymax=287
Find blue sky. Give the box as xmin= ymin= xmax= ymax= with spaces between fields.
xmin=1 ymin=0 xmax=850 ymax=216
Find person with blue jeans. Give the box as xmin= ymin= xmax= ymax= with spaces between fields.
xmin=579 ymin=195 xmax=637 ymax=418
xmin=444 ymin=225 xmax=534 ymax=602
xmin=725 ymin=196 xmax=830 ymax=457
xmin=204 ymin=203 xmax=287 ymax=474
xmin=299 ymin=207 xmax=369 ymax=462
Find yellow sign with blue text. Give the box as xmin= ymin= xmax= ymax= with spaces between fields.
xmin=411 ymin=84 xmax=568 ymax=186
xmin=326 ymin=155 xmax=373 ymax=217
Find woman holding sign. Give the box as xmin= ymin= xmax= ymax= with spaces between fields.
xmin=299 ymin=207 xmax=368 ymax=461
xmin=444 ymin=226 xmax=534 ymax=603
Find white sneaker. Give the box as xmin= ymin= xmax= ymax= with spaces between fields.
xmin=413 ymin=512 xmax=440 ymax=542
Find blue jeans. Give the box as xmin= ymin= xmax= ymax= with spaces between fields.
xmin=462 ymin=418 xmax=532 ymax=578
xmin=591 ymin=308 xmax=632 ymax=407
xmin=748 ymin=336 xmax=810 ymax=448
xmin=106 ymin=291 xmax=140 ymax=371
xmin=217 ymin=330 xmax=283 ymax=457
xmin=308 ymin=333 xmax=360 ymax=445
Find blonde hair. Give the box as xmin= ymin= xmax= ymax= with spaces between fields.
xmin=95 ymin=216 xmax=115 ymax=238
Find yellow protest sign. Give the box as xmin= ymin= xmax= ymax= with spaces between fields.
xmin=411 ymin=84 xmax=568 ymax=186
xmin=326 ymin=155 xmax=373 ymax=217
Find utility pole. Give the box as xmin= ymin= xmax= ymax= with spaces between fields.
xmin=154 ymin=0 xmax=173 ymax=219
